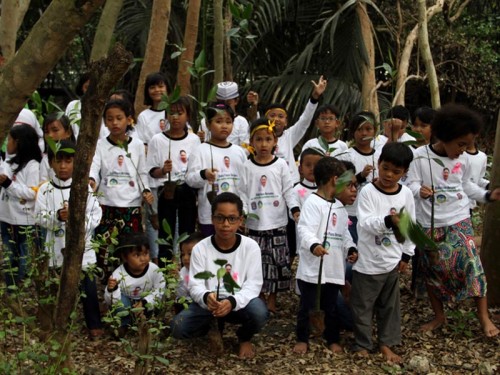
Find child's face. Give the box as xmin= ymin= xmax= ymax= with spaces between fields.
xmin=265 ymin=108 xmax=287 ymax=137
xmin=299 ymin=154 xmax=323 ymax=182
xmin=377 ymin=160 xmax=406 ymax=191
xmin=315 ymin=110 xmax=339 ymax=137
xmin=168 ymin=104 xmax=188 ymax=132
xmin=251 ymin=128 xmax=277 ymax=159
xmin=105 ymin=107 xmax=131 ymax=139
xmin=124 ymin=246 xmax=150 ymax=275
xmin=354 ymin=121 xmax=375 ymax=147
xmin=44 ymin=120 xmax=71 ymax=142
xmin=180 ymin=242 xmax=195 ymax=269
xmin=212 ymin=202 xmax=243 ymax=242
xmin=6 ymin=134 xmax=17 ymax=155
xmin=208 ymin=111 xmax=233 ymax=143
xmin=50 ymin=155 xmax=74 ymax=181
xmin=224 ymin=98 xmax=238 ymax=111
xmin=411 ymin=117 xmax=431 ymax=145
xmin=441 ymin=133 xmax=475 ymax=159
xmin=148 ymin=82 xmax=167 ymax=105
xmin=336 ymin=175 xmax=357 ymax=206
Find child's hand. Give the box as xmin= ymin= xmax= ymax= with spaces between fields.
xmin=390 ymin=213 xmax=401 ymax=228
xmin=143 ymin=191 xmax=154 ymax=205
xmin=58 ymin=203 xmax=69 ymax=222
xmin=311 ymin=75 xmax=327 ymax=100
xmin=0 ymin=174 xmax=7 ymax=184
xmin=206 ymin=292 xmax=219 ymax=311
xmin=419 ymin=185 xmax=434 ymax=199
xmin=89 ymin=179 xmax=97 ymax=191
xmin=347 ymin=252 xmax=358 ymax=264
xmin=398 ymin=261 xmax=408 ymax=273
xmin=107 ymin=277 xmax=118 ymax=291
xmin=247 ymin=91 xmax=259 ymax=106
xmin=162 ymin=160 xmax=172 ymax=175
xmin=293 ymin=211 xmax=300 ymax=223
xmin=489 ymin=188 xmax=500 ymax=201
xmin=341 ymin=281 xmax=351 ymax=302
xmin=205 ymin=168 xmax=218 ymax=183
xmin=212 ymin=299 xmax=232 ymax=318
xmin=361 ymin=164 xmax=375 ymax=178
xmin=197 ymin=130 xmax=205 ymax=143
xmin=312 ymin=244 xmax=328 ymax=257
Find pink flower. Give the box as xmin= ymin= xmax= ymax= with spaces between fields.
xmin=348 ymin=218 xmax=353 ymax=226
xmin=451 ymin=162 xmax=462 ymax=174
xmin=298 ymin=188 xmax=307 ymax=198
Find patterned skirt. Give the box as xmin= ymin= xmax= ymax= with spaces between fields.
xmin=248 ymin=226 xmax=291 ymax=294
xmin=422 ymin=218 xmax=486 ymax=301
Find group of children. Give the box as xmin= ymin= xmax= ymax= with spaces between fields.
xmin=1 ymin=72 xmax=499 ymax=361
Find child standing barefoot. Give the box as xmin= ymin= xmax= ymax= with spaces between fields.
xmin=240 ymin=119 xmax=300 ymax=313
xmin=406 ymin=104 xmax=500 ymax=337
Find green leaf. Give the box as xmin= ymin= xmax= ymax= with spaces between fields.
xmin=171 ymin=51 xmax=182 ymax=59
xmin=398 ymin=210 xmax=439 ymax=251
xmin=45 ymin=137 xmax=59 ymax=155
xmin=155 ymin=356 xmax=170 ymax=366
xmin=431 ymin=158 xmax=445 ymax=168
xmin=214 ymin=259 xmax=228 ymax=267
xmin=194 ymin=271 xmax=215 ymax=279
xmin=223 ymin=272 xmax=241 ymax=294
xmin=242 ymin=3 xmax=253 ymax=19
xmin=161 ymin=219 xmax=172 ymax=238
xmin=245 ymin=213 xmax=260 ymax=221
xmin=217 ymin=267 xmax=226 ymax=280
xmin=227 ymin=28 xmax=240 ymax=37
xmin=60 ymin=148 xmax=75 ymax=154
xmin=335 ymin=170 xmax=354 ymax=195
xmin=406 ymin=129 xmax=424 ymax=140
xmin=318 ymin=136 xmax=329 ymax=152
xmin=194 ymin=49 xmax=206 ymax=70
xmin=206 ymin=85 xmax=218 ymax=102
xmin=402 ymin=140 xmax=420 ymax=146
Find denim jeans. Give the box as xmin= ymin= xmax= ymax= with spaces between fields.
xmin=171 ymin=297 xmax=269 ymax=342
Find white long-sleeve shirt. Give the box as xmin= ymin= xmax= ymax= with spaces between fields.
xmin=35 ymin=178 xmax=101 ymax=269
xmin=301 ymin=137 xmax=348 ymax=157
xmin=466 ymin=150 xmax=489 ymax=209
xmin=199 ymin=115 xmax=250 ymax=146
xmin=188 ymin=235 xmax=262 ymax=311
xmin=297 ymin=194 xmax=355 ymax=285
xmin=354 ymin=183 xmax=415 ymax=275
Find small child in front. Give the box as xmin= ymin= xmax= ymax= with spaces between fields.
xmin=294 ymin=157 xmax=357 ymax=354
xmin=350 ymin=142 xmax=415 ymax=363
xmin=171 ymin=192 xmax=268 ymax=359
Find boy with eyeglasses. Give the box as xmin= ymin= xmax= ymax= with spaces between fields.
xmin=171 ymin=192 xmax=269 ymax=359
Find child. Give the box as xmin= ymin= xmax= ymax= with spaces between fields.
xmin=90 ymin=99 xmax=154 ymax=276
xmin=198 ymin=81 xmax=250 ymax=146
xmin=301 ymin=104 xmax=347 ymax=157
xmin=105 ymin=233 xmax=165 ymax=332
xmin=240 ymin=118 xmax=300 ymax=313
xmin=351 ymin=142 xmax=415 ymax=363
xmin=336 ymin=111 xmax=378 ymax=243
xmin=294 ymin=157 xmax=356 ymax=354
xmin=0 ymin=124 xmax=42 ymax=287
xmin=411 ymin=106 xmax=435 ymax=149
xmin=185 ymin=103 xmax=247 ymax=237
xmin=40 ymin=112 xmax=75 ymax=182
xmin=65 ymin=72 xmax=90 ymax=139
xmin=466 ymin=140 xmax=489 ymax=210
xmin=406 ymin=104 xmax=500 ymax=337
xmin=147 ymin=96 xmax=200 ymax=263
xmin=35 ymin=140 xmax=103 ymax=338
xmin=174 ymin=232 xmax=204 ymax=313
xmin=171 ymin=192 xmax=268 ymax=359
xmin=136 ymin=72 xmax=168 ymax=145
xmin=378 ymin=105 xmax=415 ymax=146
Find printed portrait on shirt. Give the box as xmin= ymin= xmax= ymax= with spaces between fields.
xmin=331 ymin=212 xmax=337 ymax=227
xmin=442 ymin=167 xmax=450 ymax=181
xmin=258 ymin=175 xmax=268 ymax=194
xmin=159 ymin=119 xmax=166 ymax=131
xmin=179 ymin=150 xmax=188 ymax=164
xmin=390 ymin=207 xmax=397 ymax=215
xmin=221 ymin=156 xmax=231 ymax=172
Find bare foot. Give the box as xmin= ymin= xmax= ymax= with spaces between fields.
xmin=238 ymin=342 xmax=256 ymax=359
xmin=293 ymin=342 xmax=308 ymax=354
xmin=420 ymin=316 xmax=445 ymax=332
xmin=354 ymin=349 xmax=369 ymax=358
xmin=479 ymin=317 xmax=500 ymax=337
xmin=380 ymin=345 xmax=402 ymax=363
xmin=267 ymin=293 xmax=277 ymax=313
xmin=328 ymin=343 xmax=343 ymax=353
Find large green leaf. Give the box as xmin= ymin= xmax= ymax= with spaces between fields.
xmin=194 ymin=271 xmax=216 ymax=280
xmin=223 ymin=272 xmax=241 ymax=295
xmin=399 ymin=210 xmax=439 ymax=251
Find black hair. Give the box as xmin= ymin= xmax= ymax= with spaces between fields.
xmin=413 ymin=106 xmax=436 ymax=124
xmin=103 ymin=99 xmax=134 ymax=132
xmin=116 ymin=233 xmax=150 ymax=258
xmin=169 ymin=96 xmax=191 ymax=118
xmin=347 ymin=111 xmax=377 ymax=140
xmin=43 ymin=112 xmax=76 ymax=142
xmin=211 ymin=192 xmax=243 ymax=216
xmin=313 ymin=157 xmax=346 ymax=187
xmin=265 ymin=103 xmax=287 ymax=115
xmin=143 ymin=72 xmax=168 ymax=106
xmin=48 ymin=139 xmax=76 ymax=162
xmin=388 ymin=105 xmax=410 ymax=122
xmin=340 ymin=160 xmax=357 ymax=174
xmin=75 ymin=73 xmax=90 ymax=96
xmin=205 ymin=102 xmax=235 ymax=123
xmin=312 ymin=104 xmax=341 ymax=123
xmin=378 ymin=142 xmax=413 ymax=169
xmin=431 ymin=104 xmax=482 ymax=142
xmin=299 ymin=148 xmax=324 ymax=165
xmin=7 ymin=124 xmax=42 ymax=173
xmin=179 ymin=232 xmax=205 ymax=251
xmin=110 ymin=89 xmax=136 ymax=120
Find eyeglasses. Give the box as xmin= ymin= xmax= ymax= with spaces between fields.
xmin=347 ymin=182 xmax=359 ymax=190
xmin=318 ymin=117 xmax=337 ymax=122
xmin=212 ymin=215 xmax=241 ymax=224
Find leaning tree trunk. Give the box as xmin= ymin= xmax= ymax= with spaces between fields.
xmin=417 ymin=0 xmax=440 ymax=109
xmin=135 ymin=0 xmax=172 ymax=114
xmin=52 ymin=43 xmax=133 ymax=370
xmin=0 ymin=0 xmax=105 ymax=140
xmin=481 ymin=111 xmax=500 ymax=307
xmin=213 ymin=0 xmax=224 ymax=84
xmin=177 ymin=0 xmax=202 ymax=95
xmin=90 ymin=0 xmax=124 ymax=61
xmin=223 ymin=3 xmax=233 ymax=81
xmin=0 ymin=0 xmax=30 ymax=62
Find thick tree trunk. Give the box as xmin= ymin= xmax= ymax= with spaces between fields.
xmin=223 ymin=3 xmax=233 ymax=81
xmin=0 ymin=0 xmax=30 ymax=61
xmin=356 ymin=2 xmax=378 ymax=116
xmin=213 ymin=0 xmax=224 ymax=84
xmin=418 ymin=0 xmax=440 ymax=108
xmin=53 ymin=43 xmax=133 ymax=369
xmin=0 ymin=0 xmax=105 ymax=140
xmin=481 ymin=112 xmax=500 ymax=307
xmin=135 ymin=0 xmax=172 ymax=114
xmin=90 ymin=0 xmax=124 ymax=61
xmin=177 ymin=0 xmax=201 ymax=95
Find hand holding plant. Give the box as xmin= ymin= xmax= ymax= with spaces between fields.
xmin=162 ymin=159 xmax=173 ymax=175
xmin=142 ymin=191 xmax=154 ymax=205
xmin=205 ymin=168 xmax=218 ymax=183
xmin=419 ymin=185 xmax=434 ymax=199
xmin=312 ymin=244 xmax=328 ymax=257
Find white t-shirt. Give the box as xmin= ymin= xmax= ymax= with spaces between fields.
xmin=199 ymin=115 xmax=250 ymax=146
xmin=466 ymin=150 xmax=489 ymax=209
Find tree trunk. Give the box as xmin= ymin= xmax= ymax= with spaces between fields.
xmin=90 ymin=0 xmax=124 ymax=62
xmin=223 ymin=3 xmax=233 ymax=81
xmin=213 ymin=0 xmax=224 ymax=84
xmin=356 ymin=2 xmax=378 ymax=116
xmin=481 ymin=111 xmax=500 ymax=307
xmin=417 ymin=0 xmax=440 ymax=108
xmin=0 ymin=0 xmax=30 ymax=62
xmin=134 ymin=0 xmax=172 ymax=114
xmin=177 ymin=0 xmax=202 ymax=95
xmin=53 ymin=43 xmax=133 ymax=369
xmin=0 ymin=0 xmax=105 ymax=140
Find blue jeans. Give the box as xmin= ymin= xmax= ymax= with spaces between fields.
xmin=171 ymin=298 xmax=269 ymax=342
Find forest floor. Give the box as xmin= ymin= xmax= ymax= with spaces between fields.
xmin=2 ymin=259 xmax=499 ymax=375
